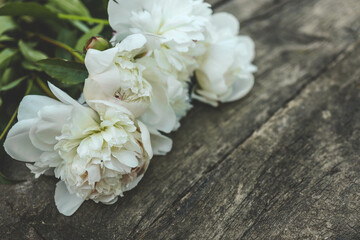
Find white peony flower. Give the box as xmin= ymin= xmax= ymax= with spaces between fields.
xmin=84 ymin=34 xmax=175 ymax=154
xmin=108 ymin=0 xmax=212 ymax=81
xmin=84 ymin=34 xmax=152 ymax=117
xmin=4 ymin=83 xmax=153 ymax=216
xmin=108 ymin=0 xmax=211 ymax=51
xmin=194 ymin=13 xmax=257 ymax=106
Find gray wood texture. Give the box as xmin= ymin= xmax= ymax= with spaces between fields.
xmin=1 ymin=0 xmax=360 ymax=239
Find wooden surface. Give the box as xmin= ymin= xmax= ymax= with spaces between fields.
xmin=1 ymin=0 xmax=360 ymax=239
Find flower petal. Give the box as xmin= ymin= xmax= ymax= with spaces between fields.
xmin=55 ymin=181 xmax=84 ymax=216
xmin=222 ymin=74 xmax=255 ymax=103
xmin=87 ymin=165 xmax=101 ymax=185
xmin=108 ymin=0 xmax=143 ymax=37
xmin=4 ymin=119 xmax=43 ymax=162
xmin=112 ymin=151 xmax=139 ymax=168
xmin=85 ymin=47 xmax=118 ymax=76
xmin=48 ymin=82 xmax=80 ymax=106
xmin=29 ymin=105 xmax=71 ymax=151
xmin=137 ymin=121 xmax=153 ymax=158
xmin=211 ymin=12 xmax=239 ymax=36
xmin=140 ymin=81 xmax=177 ymax=133
xmin=118 ymin=34 xmax=147 ymax=52
xmin=18 ymin=95 xmax=62 ymax=121
xmin=148 ymin=128 xmax=173 ymax=156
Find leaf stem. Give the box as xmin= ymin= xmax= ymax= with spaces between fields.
xmin=0 ymin=80 xmax=33 ymax=142
xmin=31 ymin=33 xmax=84 ymax=63
xmin=58 ymin=14 xmax=109 ymax=25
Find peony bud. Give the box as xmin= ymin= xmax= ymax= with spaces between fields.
xmin=85 ymin=36 xmax=110 ymax=53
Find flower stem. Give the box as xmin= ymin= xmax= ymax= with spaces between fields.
xmin=58 ymin=14 xmax=109 ymax=25
xmin=34 ymin=75 xmax=56 ymax=99
xmin=0 ymin=80 xmax=33 ymax=142
xmin=33 ymin=34 xmax=84 ymax=63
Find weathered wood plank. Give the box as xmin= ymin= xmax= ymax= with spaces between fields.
xmin=1 ymin=0 xmax=360 ymax=239
xmin=136 ymin=38 xmax=360 ymax=240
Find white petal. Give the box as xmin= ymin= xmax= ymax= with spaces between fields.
xmin=148 ymin=128 xmax=173 ymax=156
xmin=87 ymin=165 xmax=101 ymax=185
xmin=236 ymin=36 xmax=256 ymax=63
xmin=112 ymin=151 xmax=139 ymax=168
xmin=85 ymin=47 xmax=118 ymax=76
xmin=211 ymin=12 xmax=239 ymax=36
xmin=140 ymin=82 xmax=177 ymax=133
xmin=26 ymin=163 xmax=51 ymax=178
xmin=200 ymin=40 xmax=237 ymax=91
xmin=18 ymin=95 xmax=62 ymax=121
xmin=192 ymin=91 xmax=219 ymax=107
xmin=108 ymin=0 xmax=143 ymax=36
xmin=104 ymin=157 xmax=132 ymax=173
xmin=29 ymin=105 xmax=71 ymax=151
xmin=222 ymin=74 xmax=255 ymax=103
xmin=55 ymin=181 xmax=85 ymax=216
xmin=48 ymin=82 xmax=80 ymax=106
xmin=137 ymin=121 xmax=153 ymax=158
xmin=4 ymin=119 xmax=43 ymax=162
xmin=118 ymin=34 xmax=147 ymax=52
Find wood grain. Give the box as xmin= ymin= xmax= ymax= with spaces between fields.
xmin=1 ymin=0 xmax=360 ymax=239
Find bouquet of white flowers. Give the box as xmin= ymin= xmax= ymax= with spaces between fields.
xmin=1 ymin=0 xmax=256 ymax=216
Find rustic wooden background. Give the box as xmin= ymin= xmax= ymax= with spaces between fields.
xmin=1 ymin=0 xmax=360 ymax=239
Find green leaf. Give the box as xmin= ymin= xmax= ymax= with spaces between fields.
xmin=1 ymin=67 xmax=13 ymax=85
xmin=0 ymin=16 xmax=16 ymax=36
xmin=37 ymin=59 xmax=88 ymax=85
xmin=72 ymin=20 xmax=90 ymax=33
xmin=19 ymin=40 xmax=48 ymax=62
xmin=47 ymin=0 xmax=90 ymax=17
xmin=0 ymin=76 xmax=27 ymax=92
xmin=0 ymin=2 xmax=57 ymax=20
xmin=0 ymin=35 xmax=14 ymax=42
xmin=0 ymin=48 xmax=18 ymax=70
xmin=22 ymin=61 xmax=42 ymax=72
xmin=55 ymin=28 xmax=78 ymax=60
xmin=75 ymin=24 xmax=104 ymax=51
